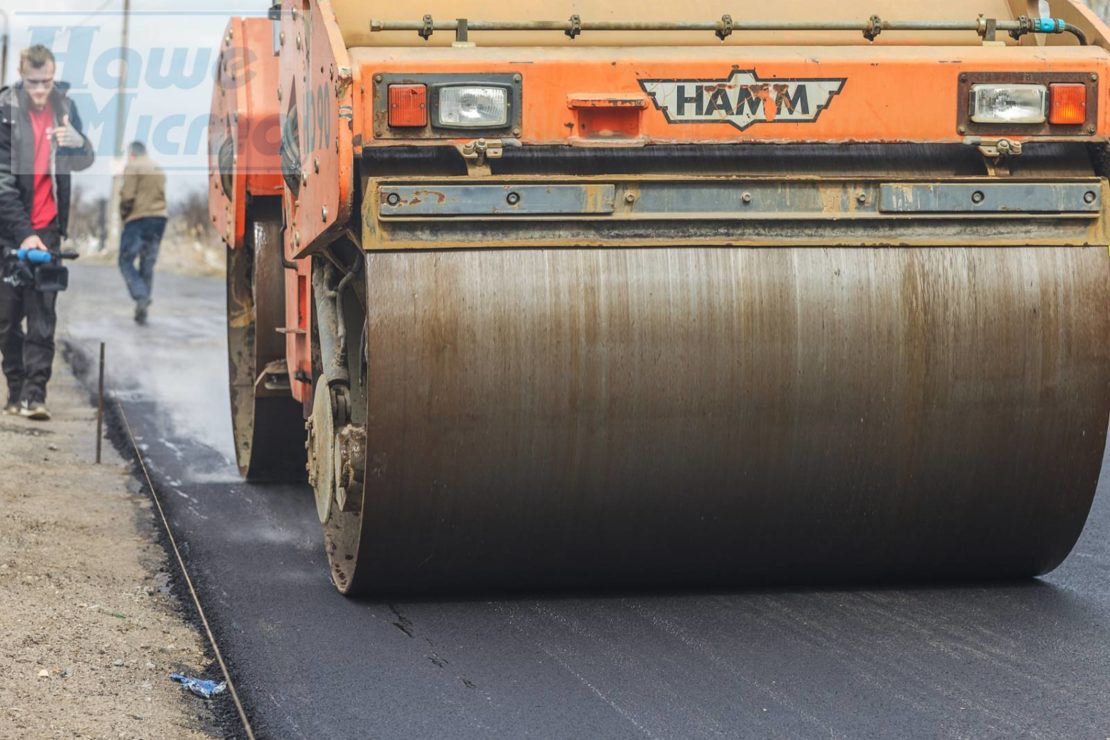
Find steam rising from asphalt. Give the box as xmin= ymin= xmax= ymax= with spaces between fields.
xmin=63 ymin=264 xmax=237 ymax=476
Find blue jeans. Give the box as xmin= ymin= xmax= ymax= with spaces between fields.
xmin=118 ymin=216 xmax=166 ymax=304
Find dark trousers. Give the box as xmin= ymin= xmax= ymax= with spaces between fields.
xmin=119 ymin=216 xmax=166 ymax=304
xmin=0 ymin=223 xmax=62 ymax=404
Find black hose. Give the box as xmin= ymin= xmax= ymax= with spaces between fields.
xmin=1064 ymin=23 xmax=1088 ymax=46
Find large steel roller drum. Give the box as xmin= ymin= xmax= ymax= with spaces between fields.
xmin=325 ymin=246 xmax=1110 ymax=594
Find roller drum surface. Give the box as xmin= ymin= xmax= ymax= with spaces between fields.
xmin=335 ymin=246 xmax=1110 ymax=594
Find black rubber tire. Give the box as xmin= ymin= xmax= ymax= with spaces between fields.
xmin=226 ymin=201 xmax=306 ymax=481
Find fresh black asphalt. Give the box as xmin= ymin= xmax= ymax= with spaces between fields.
xmin=62 ymin=263 xmax=1110 ymax=739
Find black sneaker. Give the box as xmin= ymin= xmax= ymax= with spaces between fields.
xmin=19 ymin=399 xmax=50 ymax=421
xmin=135 ymin=300 xmax=149 ymax=325
xmin=4 ymin=386 xmax=21 ymax=415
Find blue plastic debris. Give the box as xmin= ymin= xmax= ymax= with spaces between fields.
xmin=170 ymin=673 xmax=227 ymax=699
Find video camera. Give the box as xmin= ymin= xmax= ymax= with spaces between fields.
xmin=2 ymin=247 xmax=79 ymax=292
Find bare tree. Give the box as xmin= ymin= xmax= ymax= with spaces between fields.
xmin=169 ymin=187 xmax=216 ymax=242
xmin=66 ymin=185 xmax=109 ymax=253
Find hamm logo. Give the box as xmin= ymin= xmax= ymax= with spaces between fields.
xmin=639 ymin=69 xmax=846 ymax=131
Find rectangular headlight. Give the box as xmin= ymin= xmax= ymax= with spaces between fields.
xmin=970 ymin=84 xmax=1047 ymax=124
xmin=436 ymin=86 xmax=509 ymax=128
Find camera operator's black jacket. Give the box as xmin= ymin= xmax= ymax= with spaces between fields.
xmin=0 ymin=81 xmax=95 ymax=250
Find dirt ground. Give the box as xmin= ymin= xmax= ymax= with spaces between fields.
xmin=0 ymin=361 xmax=218 ymax=738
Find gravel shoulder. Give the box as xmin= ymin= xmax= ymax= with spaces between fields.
xmin=0 ymin=357 xmax=218 ymax=738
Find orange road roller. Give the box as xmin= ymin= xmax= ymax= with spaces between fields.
xmin=211 ymin=1 xmax=1110 ymax=595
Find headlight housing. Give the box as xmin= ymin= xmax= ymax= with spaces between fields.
xmin=435 ymin=86 xmax=509 ymax=128
xmin=969 ymin=84 xmax=1047 ymax=124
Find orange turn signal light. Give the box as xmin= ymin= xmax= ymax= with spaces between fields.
xmin=1049 ymin=83 xmax=1087 ymax=125
xmin=388 ymin=84 xmax=427 ymax=127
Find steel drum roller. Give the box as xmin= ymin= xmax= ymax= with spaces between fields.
xmin=324 ymin=246 xmax=1110 ymax=593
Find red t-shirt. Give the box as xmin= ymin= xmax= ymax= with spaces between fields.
xmin=29 ymin=105 xmax=58 ymax=230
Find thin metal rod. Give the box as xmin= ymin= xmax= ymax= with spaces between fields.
xmin=370 ymin=16 xmax=1088 ymax=45
xmin=96 ymin=342 xmax=105 ymax=464
xmin=380 ymin=20 xmax=976 ymax=32
xmin=117 ymin=402 xmax=256 ymax=740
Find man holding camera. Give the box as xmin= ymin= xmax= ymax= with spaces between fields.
xmin=0 ymin=45 xmax=94 ymax=420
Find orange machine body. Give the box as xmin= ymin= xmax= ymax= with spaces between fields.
xmin=212 ymin=0 xmax=1110 ymax=404
xmin=353 ymin=46 xmax=1110 ymax=147
xmin=208 ymin=17 xmax=283 ymax=250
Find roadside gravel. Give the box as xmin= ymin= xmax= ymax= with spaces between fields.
xmin=0 ymin=361 xmax=218 ymax=739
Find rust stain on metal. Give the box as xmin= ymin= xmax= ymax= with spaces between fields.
xmin=416 ymin=189 xmax=447 ymax=204
xmin=567 ymin=94 xmax=648 ymax=109
xmin=324 ymin=245 xmax=1110 ymax=592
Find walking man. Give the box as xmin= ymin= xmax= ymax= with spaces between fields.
xmin=118 ymin=141 xmax=167 ymax=324
xmin=0 ymin=45 xmax=95 ymax=420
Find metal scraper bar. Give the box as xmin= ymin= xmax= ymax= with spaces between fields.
xmin=879 ymin=183 xmax=1101 ymax=214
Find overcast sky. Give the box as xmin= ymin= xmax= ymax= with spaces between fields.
xmin=3 ymin=0 xmax=268 ymax=202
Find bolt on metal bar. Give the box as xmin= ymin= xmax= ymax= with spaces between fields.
xmin=369 ymin=15 xmax=1088 ymax=45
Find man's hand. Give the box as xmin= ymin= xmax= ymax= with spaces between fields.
xmin=20 ymin=235 xmax=48 ymax=251
xmin=53 ymin=115 xmax=84 ymax=149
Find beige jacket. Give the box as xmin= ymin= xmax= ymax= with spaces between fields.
xmin=119 ymin=154 xmax=167 ymax=223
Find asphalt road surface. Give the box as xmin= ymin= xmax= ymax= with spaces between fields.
xmin=61 ymin=263 xmax=1110 ymax=739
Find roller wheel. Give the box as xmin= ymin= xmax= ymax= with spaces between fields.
xmin=306 ymin=377 xmax=336 ymax=523
xmin=226 ymin=202 xmax=306 ymax=481
xmin=300 ymin=256 xmax=371 ymax=594
xmin=323 ymin=246 xmax=1110 ymax=596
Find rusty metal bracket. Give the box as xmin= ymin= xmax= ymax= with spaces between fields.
xmin=255 ymin=358 xmax=291 ymax=394
xmin=976 ymin=15 xmax=998 ymax=43
xmin=419 ymin=14 xmax=434 ymax=40
xmin=977 ymin=138 xmax=1022 ymax=177
xmin=715 ymin=14 xmax=733 ymax=41
xmin=565 ymin=14 xmax=582 ymax=40
xmin=278 ymin=225 xmax=298 ymax=271
xmin=458 ymin=138 xmax=504 ymax=176
xmin=863 ymin=15 xmax=883 ymax=41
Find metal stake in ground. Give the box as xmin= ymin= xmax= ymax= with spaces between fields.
xmin=96 ymin=342 xmax=105 ymax=464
